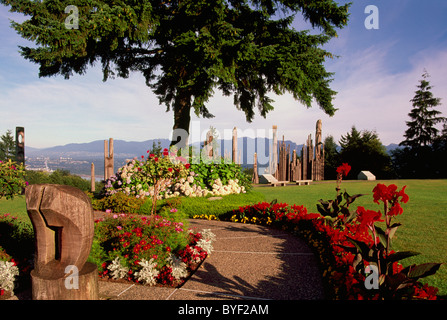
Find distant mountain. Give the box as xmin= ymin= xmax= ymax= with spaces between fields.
xmin=385 ymin=143 xmax=401 ymax=154
xmin=26 ymin=139 xmax=171 ymax=159
xmin=24 ymin=138 xmax=401 ymax=177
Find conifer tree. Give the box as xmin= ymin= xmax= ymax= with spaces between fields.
xmin=400 ymin=71 xmax=445 ymax=148
xmin=1 ymin=0 xmax=350 ymax=145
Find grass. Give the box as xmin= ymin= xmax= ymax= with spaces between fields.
xmin=255 ymin=179 xmax=447 ymax=297
xmin=2 ymin=180 xmax=446 ymax=297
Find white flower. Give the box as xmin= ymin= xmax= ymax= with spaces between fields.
xmin=197 ymin=239 xmax=213 ymax=255
xmin=166 ymin=254 xmax=188 ymax=280
xmin=187 ymin=176 xmax=194 ymax=183
xmin=134 ymin=258 xmax=159 ymax=286
xmin=200 ymin=229 xmax=216 ymax=242
xmin=0 ymin=260 xmax=19 ymax=294
xmin=107 ymin=257 xmax=129 ymax=280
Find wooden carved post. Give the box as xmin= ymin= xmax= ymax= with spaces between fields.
xmin=91 ymin=163 xmax=95 ymax=192
xmin=232 ymin=127 xmax=238 ymax=164
xmin=302 ymin=145 xmax=307 ymax=180
xmin=271 ymin=125 xmax=278 ymax=178
xmin=315 ymin=119 xmax=324 ymax=181
xmin=26 ymin=184 xmax=98 ymax=300
xmin=15 ymin=127 xmax=25 ymax=165
xmin=104 ymin=138 xmax=114 ymax=181
xmin=252 ymin=152 xmax=259 ymax=184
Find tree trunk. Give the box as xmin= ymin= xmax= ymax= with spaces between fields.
xmin=171 ymin=89 xmax=192 ymax=148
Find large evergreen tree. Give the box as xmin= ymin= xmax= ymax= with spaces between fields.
xmin=400 ymin=71 xmax=445 ymax=148
xmin=392 ymin=71 xmax=446 ymax=178
xmin=1 ymin=0 xmax=349 ymax=146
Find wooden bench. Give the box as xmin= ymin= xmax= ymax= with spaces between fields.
xmin=271 ymin=181 xmax=289 ymax=187
xmin=295 ymin=180 xmax=312 ymax=186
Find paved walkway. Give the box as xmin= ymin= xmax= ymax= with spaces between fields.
xmin=99 ymin=219 xmax=325 ymax=300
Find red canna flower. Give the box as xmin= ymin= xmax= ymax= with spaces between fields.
xmin=356 ymin=206 xmax=383 ymax=231
xmin=336 ymin=163 xmax=351 ymax=177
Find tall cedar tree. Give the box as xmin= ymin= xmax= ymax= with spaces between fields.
xmin=400 ymin=71 xmax=445 ymax=148
xmin=2 ymin=0 xmax=349 ymax=146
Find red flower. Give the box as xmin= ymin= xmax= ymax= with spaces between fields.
xmin=373 ymin=184 xmax=409 ymax=206
xmin=185 ymin=163 xmax=190 ymax=169
xmin=356 ymin=206 xmax=383 ymax=230
xmin=154 ymin=157 xmax=158 ymax=162
xmin=336 ymin=163 xmax=351 ymax=177
xmin=388 ymin=203 xmax=403 ymax=216
xmin=163 ymin=148 xmax=169 ymax=156
xmin=397 ymin=185 xmax=409 ymax=204
xmin=149 ymin=153 xmax=155 ymax=158
xmin=373 ymin=183 xmax=396 ymax=204
xmin=168 ymin=167 xmax=173 ymax=173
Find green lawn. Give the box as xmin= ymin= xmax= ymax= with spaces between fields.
xmin=255 ymin=179 xmax=447 ymax=297
xmin=2 ymin=179 xmax=446 ymax=297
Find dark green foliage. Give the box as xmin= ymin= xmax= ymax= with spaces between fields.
xmin=392 ymin=72 xmax=447 ymax=178
xmin=323 ymin=135 xmax=339 ymax=180
xmin=400 ymin=71 xmax=445 ymax=149
xmin=1 ymin=0 xmax=350 ymax=143
xmin=190 ymin=159 xmax=252 ymax=191
xmin=25 ymin=169 xmax=101 ymax=192
xmin=0 ymin=130 xmax=15 ymax=162
xmin=93 ymin=192 xmax=146 ymax=213
xmin=339 ymin=126 xmax=393 ymax=179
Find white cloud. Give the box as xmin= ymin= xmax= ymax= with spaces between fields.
xmin=323 ymin=46 xmax=447 ymax=145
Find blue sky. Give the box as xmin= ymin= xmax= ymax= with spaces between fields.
xmin=1 ymin=1 xmax=447 ymax=149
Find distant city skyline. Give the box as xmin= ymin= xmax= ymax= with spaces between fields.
xmin=1 ymin=1 xmax=447 ymax=149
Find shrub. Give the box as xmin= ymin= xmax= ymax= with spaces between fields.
xmin=104 ymin=155 xmax=250 ymax=203
xmin=25 ymin=169 xmax=101 ymax=192
xmin=0 ymin=214 xmax=34 ymax=297
xmin=93 ymin=192 xmax=145 ymax=214
xmin=0 ymin=160 xmax=27 ymax=200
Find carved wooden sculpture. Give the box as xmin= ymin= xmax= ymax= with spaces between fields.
xmin=15 ymin=127 xmax=25 ymax=165
xmin=26 ymin=184 xmax=98 ymax=300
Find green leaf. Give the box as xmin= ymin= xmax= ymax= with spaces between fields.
xmin=402 ymin=263 xmax=443 ymax=279
xmin=386 ymin=251 xmax=420 ymax=263
xmin=347 ymin=236 xmax=372 ymax=256
xmin=374 ymin=225 xmax=388 ymax=248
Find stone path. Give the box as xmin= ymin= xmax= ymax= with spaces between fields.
xmin=99 ymin=219 xmax=325 ymax=300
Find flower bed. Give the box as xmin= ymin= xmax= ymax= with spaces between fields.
xmin=104 ymin=151 xmax=249 ymax=202
xmin=216 ymin=165 xmax=442 ymax=300
xmin=92 ymin=212 xmax=215 ymax=287
xmin=0 ymin=210 xmax=214 ymax=296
